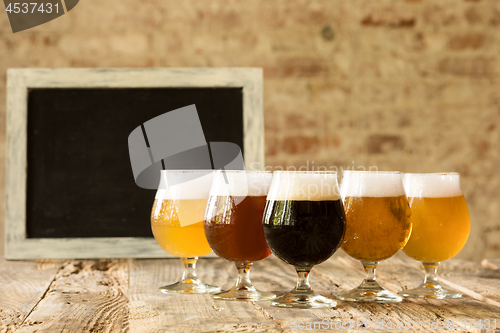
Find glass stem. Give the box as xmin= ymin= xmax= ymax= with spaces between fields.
xmin=422 ymin=262 xmax=439 ymax=288
xmin=295 ymin=267 xmax=313 ymax=293
xmin=362 ymin=262 xmax=379 ymax=284
xmin=180 ymin=257 xmax=199 ymax=284
xmin=234 ymin=262 xmax=254 ymax=291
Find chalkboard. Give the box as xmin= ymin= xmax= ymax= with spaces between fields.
xmin=6 ymin=68 xmax=263 ymax=259
xmin=27 ymin=87 xmax=243 ymax=239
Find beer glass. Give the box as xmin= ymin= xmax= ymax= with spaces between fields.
xmin=204 ymin=170 xmax=275 ymax=301
xmin=338 ymin=171 xmax=412 ymax=303
xmin=262 ymin=171 xmax=346 ymax=308
xmin=399 ymin=173 xmax=470 ymax=299
xmin=151 ymin=170 xmax=220 ymax=294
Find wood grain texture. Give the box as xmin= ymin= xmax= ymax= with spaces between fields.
xmin=15 ymin=260 xmax=129 ymax=333
xmin=2 ymin=256 xmax=499 ymax=332
xmin=331 ymin=253 xmax=500 ymax=321
xmin=256 ymin=254 xmax=499 ymax=332
xmin=128 ymin=258 xmax=284 ymax=332
xmin=0 ymin=259 xmax=62 ymax=333
xmin=5 ymin=68 xmax=263 ymax=259
xmin=127 ymin=255 xmax=500 ymax=332
xmin=384 ymin=254 xmax=500 ymax=306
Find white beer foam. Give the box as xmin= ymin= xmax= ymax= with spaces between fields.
xmin=267 ymin=172 xmax=341 ymax=201
xmin=403 ymin=173 xmax=463 ymax=198
xmin=209 ymin=170 xmax=272 ymax=197
xmin=340 ymin=171 xmax=405 ymax=198
xmin=155 ymin=170 xmax=214 ymax=200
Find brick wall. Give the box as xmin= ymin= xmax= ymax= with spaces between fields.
xmin=0 ymin=0 xmax=499 ymax=260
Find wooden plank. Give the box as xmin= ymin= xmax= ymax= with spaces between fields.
xmin=359 ymin=254 xmax=500 ymax=319
xmin=0 ymin=259 xmax=62 ymax=333
xmin=4 ymin=256 xmax=499 ymax=333
xmin=15 ymin=260 xmax=129 ymax=333
xmin=259 ymin=254 xmax=447 ymax=332
xmin=265 ymin=253 xmax=500 ymax=332
xmin=129 ymin=255 xmax=498 ymax=332
xmin=128 ymin=257 xmax=287 ymax=332
xmin=440 ymin=259 xmax=500 ymax=303
xmin=385 ymin=255 xmax=500 ymax=305
xmin=128 ymin=255 xmax=500 ymax=332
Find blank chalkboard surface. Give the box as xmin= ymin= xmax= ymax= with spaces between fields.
xmin=6 ymin=68 xmax=263 ymax=259
xmin=26 ymin=88 xmax=243 ymax=239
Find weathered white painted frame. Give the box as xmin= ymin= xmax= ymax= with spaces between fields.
xmin=5 ymin=68 xmax=264 ymax=259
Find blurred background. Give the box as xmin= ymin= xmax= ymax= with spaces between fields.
xmin=0 ymin=0 xmax=498 ymax=261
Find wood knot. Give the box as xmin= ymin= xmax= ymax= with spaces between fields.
xmin=321 ymin=25 xmax=335 ymax=41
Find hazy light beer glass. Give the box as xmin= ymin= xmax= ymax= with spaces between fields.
xmin=338 ymin=171 xmax=412 ymax=303
xmin=262 ymin=171 xmax=346 ymax=308
xmin=204 ymin=170 xmax=275 ymax=301
xmin=400 ymin=173 xmax=470 ymax=299
xmin=151 ymin=170 xmax=220 ymax=294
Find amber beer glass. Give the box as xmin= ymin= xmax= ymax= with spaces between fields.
xmin=151 ymin=170 xmax=220 ymax=294
xmin=400 ymin=173 xmax=470 ymax=299
xmin=204 ymin=170 xmax=275 ymax=301
xmin=262 ymin=171 xmax=346 ymax=308
xmin=338 ymin=171 xmax=412 ymax=303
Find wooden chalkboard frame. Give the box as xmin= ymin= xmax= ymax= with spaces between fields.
xmin=5 ymin=68 xmax=264 ymax=259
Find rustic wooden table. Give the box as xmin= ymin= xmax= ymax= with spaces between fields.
xmin=1 ymin=253 xmax=499 ymax=332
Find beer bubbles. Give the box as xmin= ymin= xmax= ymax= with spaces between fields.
xmin=338 ymin=171 xmax=412 ymax=303
xmin=400 ymin=173 xmax=470 ymax=299
xmin=151 ymin=170 xmax=220 ymax=294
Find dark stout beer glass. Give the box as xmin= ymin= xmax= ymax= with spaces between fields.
xmin=262 ymin=171 xmax=345 ymax=308
xmin=204 ymin=170 xmax=275 ymax=301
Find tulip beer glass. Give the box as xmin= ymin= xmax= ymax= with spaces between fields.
xmin=151 ymin=170 xmax=220 ymax=294
xmin=204 ymin=170 xmax=274 ymax=301
xmin=400 ymin=173 xmax=470 ymax=299
xmin=262 ymin=171 xmax=346 ymax=308
xmin=338 ymin=171 xmax=412 ymax=303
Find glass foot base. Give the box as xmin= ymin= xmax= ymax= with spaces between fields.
xmin=212 ymin=287 xmax=275 ymax=301
xmin=399 ymin=284 xmax=462 ymax=299
xmin=337 ymin=283 xmax=402 ymax=303
xmin=160 ymin=280 xmax=220 ymax=294
xmin=270 ymin=289 xmax=337 ymax=309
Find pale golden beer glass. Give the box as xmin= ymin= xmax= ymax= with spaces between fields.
xmin=338 ymin=171 xmax=412 ymax=303
xmin=151 ymin=170 xmax=220 ymax=294
xmin=399 ymin=173 xmax=470 ymax=299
